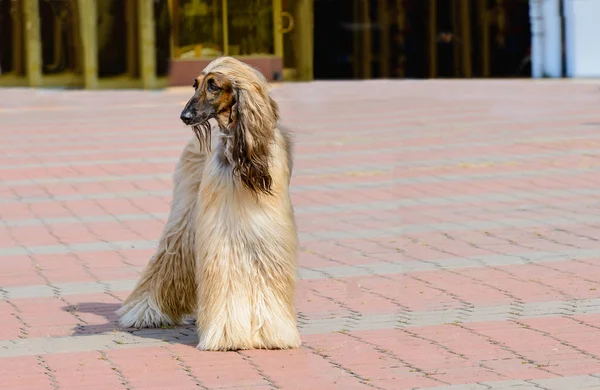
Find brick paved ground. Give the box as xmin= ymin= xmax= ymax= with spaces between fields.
xmin=1 ymin=79 xmax=600 ymax=389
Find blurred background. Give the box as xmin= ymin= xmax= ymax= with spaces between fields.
xmin=0 ymin=0 xmax=597 ymax=89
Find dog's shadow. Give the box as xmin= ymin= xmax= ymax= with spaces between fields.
xmin=63 ymin=302 xmax=198 ymax=346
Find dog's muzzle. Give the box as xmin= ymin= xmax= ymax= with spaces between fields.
xmin=180 ymin=109 xmax=196 ymax=125
xmin=180 ymin=109 xmax=214 ymax=126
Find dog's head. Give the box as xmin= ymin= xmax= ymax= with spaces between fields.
xmin=179 ymin=68 xmax=236 ymax=128
xmin=180 ymin=57 xmax=279 ymax=195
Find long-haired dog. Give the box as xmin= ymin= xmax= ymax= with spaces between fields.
xmin=117 ymin=57 xmax=300 ymax=351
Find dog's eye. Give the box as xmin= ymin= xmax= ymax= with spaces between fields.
xmin=207 ymin=80 xmax=219 ymax=92
xmin=193 ymin=79 xmax=199 ymax=90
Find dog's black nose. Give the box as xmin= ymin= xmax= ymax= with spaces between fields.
xmin=180 ymin=110 xmax=194 ymax=124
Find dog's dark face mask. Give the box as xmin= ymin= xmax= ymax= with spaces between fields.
xmin=179 ymin=73 xmax=237 ymax=151
xmin=180 ymin=73 xmax=236 ymax=127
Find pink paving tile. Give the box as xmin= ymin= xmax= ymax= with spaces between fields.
xmin=244 ymin=347 xmax=370 ymax=390
xmin=346 ymin=328 xmax=463 ymax=369
xmin=15 ymin=297 xmax=81 ymax=338
xmin=343 ymin=325 xmax=566 ymax=384
xmin=27 ymin=201 xmax=73 ymax=219
xmin=85 ymin=266 xmax=140 ymax=281
xmin=301 ymin=240 xmax=357 ymax=257
xmin=31 ymin=254 xmax=96 ymax=284
xmin=297 ymin=251 xmax=342 ymax=268
xmin=295 ymin=289 xmax=352 ymax=319
xmin=546 ymin=357 xmax=600 ymax=376
xmin=428 ymin=365 xmax=506 ymax=385
xmin=62 ymin=293 xmax=122 ymax=333
xmin=128 ymin=197 xmax=171 ymax=214
xmin=0 ymin=186 xmax=17 ymax=199
xmin=483 ymin=358 xmax=556 ymax=380
xmin=106 ymin=346 xmax=205 ymax=390
xmin=502 ymin=262 xmax=600 ymax=300
xmin=298 ymin=277 xmax=402 ymax=315
xmin=112 ymin=249 xmax=157 ymax=267
xmin=520 ymin=317 xmax=600 ymax=355
xmin=359 ymin=273 xmax=464 ymax=311
xmin=130 ymin=178 xmax=172 ymax=192
xmin=0 ymin=255 xmax=35 ymax=274
xmin=74 ymin=250 xmax=131 ymax=269
xmin=573 ymin=313 xmax=600 ymax=330
xmin=95 ymin=179 xmax=145 ymax=193
xmin=4 ymin=79 xmax=600 ymax=389
xmin=410 ymin=269 xmax=533 ymax=306
xmin=47 ymin=223 xmax=100 ymax=245
xmin=44 ymin=351 xmax=125 ymax=389
xmin=5 ymin=163 xmax=172 ymax=180
xmin=456 ymin=267 xmax=566 ymax=303
xmin=92 ymin=198 xmax=154 ymax=215
xmin=61 ymin=199 xmax=111 ymax=216
xmin=411 ymin=324 xmax=515 ymax=362
xmin=0 ymin=301 xmax=24 ymax=340
xmin=332 ymin=238 xmax=398 ymax=256
xmin=4 ymin=225 xmax=58 ymax=248
xmin=0 ymin=226 xmax=15 ymax=247
xmin=119 ymin=219 xmax=165 ymax=241
xmin=0 ymin=356 xmax=53 ymax=390
xmin=302 ymin=332 xmax=438 ymax=388
xmin=166 ymin=344 xmax=271 ymax=388
xmin=84 ymin=221 xmax=146 ymax=242
xmin=462 ymin=321 xmax=580 ymax=361
xmin=68 ymin=181 xmax=111 ymax=195
xmin=0 ymin=266 xmax=47 ymax=287
xmin=110 ymin=291 xmax=132 ymax=302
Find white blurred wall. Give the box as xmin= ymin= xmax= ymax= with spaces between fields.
xmin=564 ymin=0 xmax=600 ymax=77
xmin=530 ymin=0 xmax=600 ymax=78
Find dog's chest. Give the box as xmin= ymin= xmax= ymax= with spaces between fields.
xmin=192 ymin=149 xmax=296 ymax=269
xmin=194 ymin=134 xmax=294 ymax=253
xmin=196 ymin=152 xmax=271 ymax=229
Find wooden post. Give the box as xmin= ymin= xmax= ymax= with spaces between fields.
xmin=429 ymin=0 xmax=437 ymax=78
xmin=12 ymin=0 xmax=24 ymax=75
xmin=69 ymin=0 xmax=84 ymax=75
xmin=169 ymin=0 xmax=179 ymax=58
xmin=78 ymin=0 xmax=98 ymax=88
xmin=481 ymin=0 xmax=490 ymax=77
xmin=378 ymin=0 xmax=390 ymax=78
xmin=353 ymin=0 xmax=359 ymax=78
xmin=23 ymin=0 xmax=41 ymax=86
xmin=361 ymin=0 xmax=370 ymax=79
xmin=273 ymin=0 xmax=283 ymax=57
xmin=294 ymin=0 xmax=313 ymax=81
xmin=138 ymin=0 xmax=157 ymax=88
xmin=126 ymin=0 xmax=138 ymax=77
xmin=460 ymin=0 xmax=472 ymax=78
xmin=452 ymin=0 xmax=459 ymax=76
xmin=396 ymin=0 xmax=406 ymax=78
xmin=222 ymin=0 xmax=229 ymax=55
xmin=497 ymin=0 xmax=505 ymax=46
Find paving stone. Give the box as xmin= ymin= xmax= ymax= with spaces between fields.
xmin=3 ymin=80 xmax=600 ymax=389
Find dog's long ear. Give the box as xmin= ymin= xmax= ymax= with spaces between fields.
xmin=229 ymin=86 xmax=278 ymax=195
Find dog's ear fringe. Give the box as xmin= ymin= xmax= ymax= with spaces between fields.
xmin=193 ymin=122 xmax=212 ymax=153
xmin=230 ymin=87 xmax=277 ymax=196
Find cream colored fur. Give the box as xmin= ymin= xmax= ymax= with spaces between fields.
xmin=117 ymin=59 xmax=300 ymax=351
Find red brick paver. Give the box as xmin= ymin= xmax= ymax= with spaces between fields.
xmin=2 ymin=80 xmax=600 ymax=389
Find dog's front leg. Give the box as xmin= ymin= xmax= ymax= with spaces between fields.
xmin=194 ymin=249 xmax=254 ymax=351
xmin=117 ymin=140 xmax=206 ymax=328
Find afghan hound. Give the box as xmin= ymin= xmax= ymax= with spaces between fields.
xmin=116 ymin=57 xmax=300 ymax=351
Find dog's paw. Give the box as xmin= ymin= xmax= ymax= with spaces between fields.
xmin=116 ymin=295 xmax=178 ymax=329
xmin=196 ymin=339 xmax=251 ymax=352
xmin=196 ymin=328 xmax=253 ymax=351
xmin=254 ymin=328 xmax=301 ymax=350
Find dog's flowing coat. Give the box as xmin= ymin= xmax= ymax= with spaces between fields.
xmin=117 ymin=57 xmax=301 ymax=351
